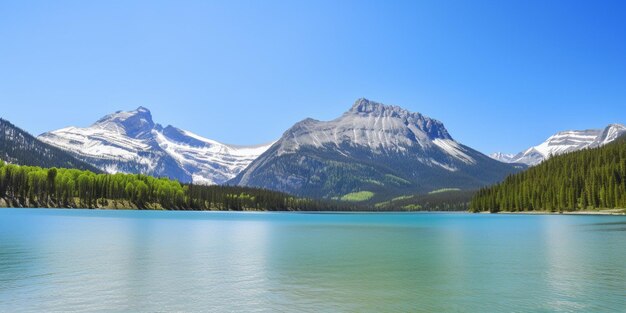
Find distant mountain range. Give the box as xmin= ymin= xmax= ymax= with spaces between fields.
xmin=38 ymin=107 xmax=273 ymax=184
xmin=2 ymin=98 xmax=621 ymax=205
xmin=230 ymin=98 xmax=521 ymax=200
xmin=490 ymin=124 xmax=626 ymax=166
xmin=0 ymin=118 xmax=100 ymax=172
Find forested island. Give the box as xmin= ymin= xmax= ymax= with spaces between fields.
xmin=0 ymin=160 xmax=357 ymax=211
xmin=470 ymin=135 xmax=626 ymax=213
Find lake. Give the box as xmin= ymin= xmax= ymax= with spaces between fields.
xmin=0 ymin=209 xmax=624 ymax=312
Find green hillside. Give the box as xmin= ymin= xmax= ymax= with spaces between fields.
xmin=375 ymin=189 xmax=475 ymax=211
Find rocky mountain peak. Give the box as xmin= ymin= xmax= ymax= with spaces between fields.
xmin=346 ymin=98 xmax=451 ymax=141
xmin=136 ymin=106 xmax=150 ymax=113
xmin=348 ymin=98 xmax=411 ymax=117
xmin=594 ymin=123 xmax=626 ymax=146
xmin=93 ymin=106 xmax=155 ymax=139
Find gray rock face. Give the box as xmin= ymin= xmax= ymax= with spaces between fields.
xmin=491 ymin=124 xmax=626 ymax=166
xmin=38 ymin=107 xmax=274 ymax=184
xmin=273 ymin=98 xmax=459 ymax=157
xmin=231 ymin=98 xmax=520 ymax=199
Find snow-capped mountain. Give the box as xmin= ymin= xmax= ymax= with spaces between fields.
xmin=38 ymin=107 xmax=274 ymax=184
xmin=231 ymin=98 xmax=520 ymax=199
xmin=491 ymin=124 xmax=626 ymax=166
xmin=489 ymin=152 xmax=516 ymax=163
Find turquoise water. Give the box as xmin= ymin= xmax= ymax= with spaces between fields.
xmin=0 ymin=209 xmax=624 ymax=312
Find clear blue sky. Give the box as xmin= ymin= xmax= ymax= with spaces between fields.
xmin=1 ymin=0 xmax=625 ymax=154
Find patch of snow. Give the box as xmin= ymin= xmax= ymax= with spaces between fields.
xmin=489 ymin=152 xmax=516 ymax=163
xmin=430 ymin=159 xmax=458 ymax=172
xmin=432 ymin=139 xmax=475 ymax=164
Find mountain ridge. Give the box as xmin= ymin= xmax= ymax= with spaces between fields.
xmin=491 ymin=123 xmax=626 ymax=165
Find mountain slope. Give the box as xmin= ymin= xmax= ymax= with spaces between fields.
xmin=38 ymin=107 xmax=273 ymax=184
xmin=0 ymin=118 xmax=100 ymax=172
xmin=472 ymin=133 xmax=626 ymax=212
xmin=491 ymin=124 xmax=626 ymax=166
xmin=231 ymin=98 xmax=521 ymax=200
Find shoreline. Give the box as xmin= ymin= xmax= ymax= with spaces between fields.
xmin=2 ymin=206 xmax=626 ymax=216
xmin=483 ymin=209 xmax=626 ymax=216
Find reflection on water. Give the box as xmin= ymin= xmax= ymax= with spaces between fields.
xmin=0 ymin=209 xmax=624 ymax=312
xmin=582 ymin=221 xmax=626 ymax=226
xmin=579 ymin=220 xmax=626 ymax=232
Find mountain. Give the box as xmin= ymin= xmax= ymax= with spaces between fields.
xmin=0 ymin=118 xmax=100 ymax=172
xmin=489 ymin=152 xmax=516 ymax=163
xmin=230 ymin=98 xmax=521 ymax=200
xmin=38 ymin=107 xmax=273 ymax=184
xmin=490 ymin=124 xmax=626 ymax=166
xmin=472 ymin=133 xmax=626 ymax=213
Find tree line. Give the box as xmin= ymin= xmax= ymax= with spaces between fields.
xmin=0 ymin=160 xmax=359 ymax=211
xmin=470 ymin=135 xmax=626 ymax=212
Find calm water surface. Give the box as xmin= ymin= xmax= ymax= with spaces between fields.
xmin=0 ymin=209 xmax=625 ymax=312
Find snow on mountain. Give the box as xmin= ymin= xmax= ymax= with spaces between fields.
xmin=154 ymin=125 xmax=274 ymax=184
xmin=38 ymin=107 xmax=274 ymax=184
xmin=593 ymin=123 xmax=626 ymax=146
xmin=491 ymin=124 xmax=626 ymax=166
xmin=489 ymin=152 xmax=516 ymax=163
